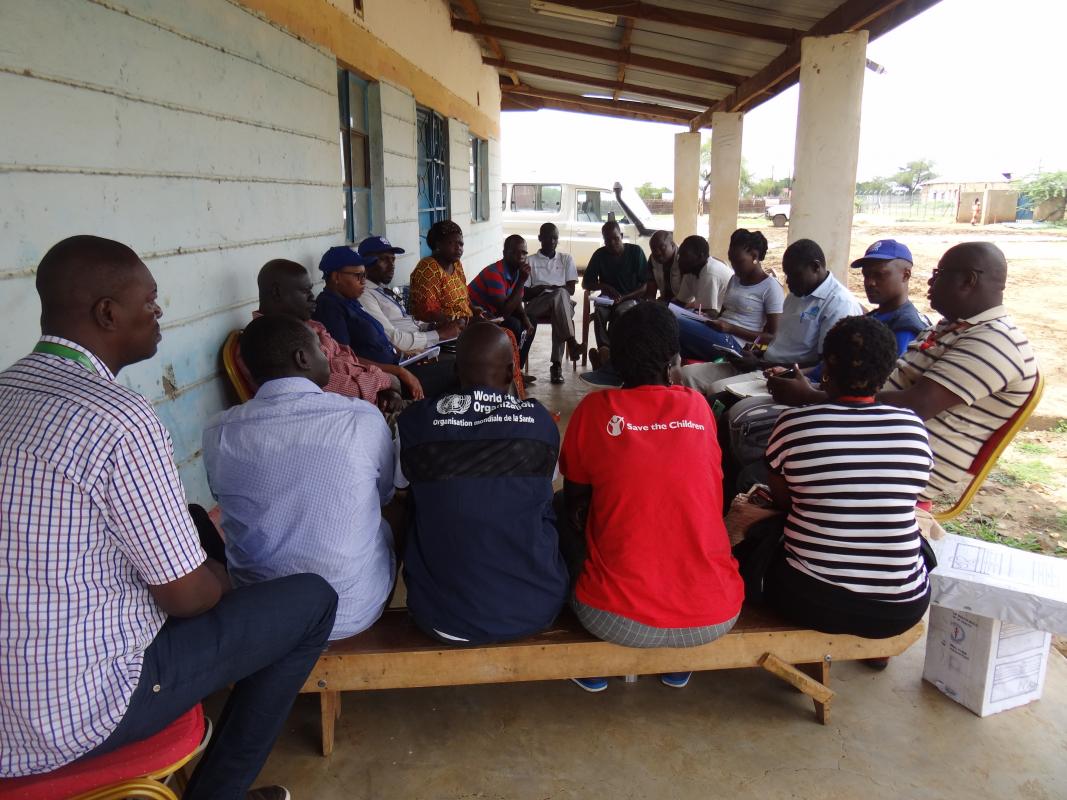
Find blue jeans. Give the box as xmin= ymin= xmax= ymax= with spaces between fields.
xmin=85 ymin=573 xmax=338 ymax=800
xmin=676 ymin=316 xmax=741 ymax=361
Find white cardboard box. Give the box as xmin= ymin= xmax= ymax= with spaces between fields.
xmin=923 ymin=534 xmax=1067 ymax=716
xmin=923 ymin=605 xmax=1051 ymax=717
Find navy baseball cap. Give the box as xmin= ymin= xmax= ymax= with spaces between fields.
xmin=851 ymin=239 xmax=913 ymax=267
xmin=319 ymin=246 xmax=365 ymax=275
xmin=357 ymin=236 xmax=406 ymax=258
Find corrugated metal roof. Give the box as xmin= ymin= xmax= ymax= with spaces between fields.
xmin=452 ymin=0 xmax=942 ymax=128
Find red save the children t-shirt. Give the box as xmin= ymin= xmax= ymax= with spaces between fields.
xmin=559 ymin=385 xmax=744 ymax=628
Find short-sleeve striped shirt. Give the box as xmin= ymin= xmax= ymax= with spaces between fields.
xmin=883 ymin=306 xmax=1037 ymax=500
xmin=766 ymin=402 xmax=933 ymax=602
xmin=0 ymin=337 xmax=205 ymax=776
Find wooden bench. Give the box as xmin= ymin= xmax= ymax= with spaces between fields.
xmin=300 ymin=606 xmax=924 ymax=756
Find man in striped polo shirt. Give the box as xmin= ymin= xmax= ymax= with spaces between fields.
xmin=469 ymin=234 xmax=536 ymax=372
xmin=0 ymin=236 xmax=337 ymax=800
xmin=769 ymin=241 xmax=1036 ymax=502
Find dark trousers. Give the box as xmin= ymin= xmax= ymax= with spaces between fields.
xmin=764 ymin=552 xmax=930 ymax=639
xmin=552 ymin=490 xmax=587 ymax=588
xmin=499 ymin=314 xmax=535 ymax=368
xmin=407 ymin=358 xmax=459 ymax=398
xmin=84 ymin=573 xmax=338 ymax=800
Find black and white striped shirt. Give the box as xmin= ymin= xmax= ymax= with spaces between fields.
xmin=766 ymin=402 xmax=933 ymax=601
xmin=885 ymin=306 xmax=1036 ymax=500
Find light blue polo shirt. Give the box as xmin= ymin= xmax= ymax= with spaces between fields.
xmin=764 ymin=273 xmax=863 ymax=365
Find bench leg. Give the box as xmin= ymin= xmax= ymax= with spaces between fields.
xmin=798 ymin=659 xmax=832 ymax=724
xmin=758 ymin=653 xmax=834 ymax=725
xmin=320 ymin=691 xmax=341 ymax=757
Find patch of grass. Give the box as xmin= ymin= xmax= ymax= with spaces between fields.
xmin=991 ymin=459 xmax=1058 ymax=488
xmin=1052 ymin=419 xmax=1067 ymax=433
xmin=1014 ymin=441 xmax=1053 ymax=456
xmin=944 ymin=513 xmax=1045 ymax=553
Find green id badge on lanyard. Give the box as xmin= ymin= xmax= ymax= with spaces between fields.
xmin=32 ymin=342 xmax=99 ymax=375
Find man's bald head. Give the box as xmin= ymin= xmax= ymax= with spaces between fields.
xmin=35 ymin=235 xmax=161 ymax=373
xmin=650 ymin=230 xmax=676 ymax=265
xmin=928 ymin=242 xmax=1008 ymax=320
xmin=456 ymin=322 xmax=514 ymax=392
xmin=257 ymin=258 xmax=316 ymax=321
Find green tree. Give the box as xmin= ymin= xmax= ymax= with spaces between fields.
xmin=856 ymin=176 xmax=892 ymax=194
xmin=1016 ymin=171 xmax=1067 ymax=221
xmin=891 ymin=159 xmax=937 ymax=193
xmin=636 ymin=182 xmax=669 ymax=201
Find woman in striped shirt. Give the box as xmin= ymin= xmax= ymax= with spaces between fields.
xmin=763 ymin=315 xmax=933 ymax=638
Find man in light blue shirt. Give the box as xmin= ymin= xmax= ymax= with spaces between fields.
xmin=681 ymin=239 xmax=862 ymax=395
xmin=203 ymin=315 xmax=396 ymax=640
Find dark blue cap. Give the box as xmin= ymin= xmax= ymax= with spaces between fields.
xmin=851 ymin=239 xmax=913 ymax=267
xmin=319 ymin=246 xmax=365 ymax=275
xmin=357 ymin=235 xmax=406 ymax=257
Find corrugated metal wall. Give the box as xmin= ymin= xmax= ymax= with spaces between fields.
xmin=0 ymin=0 xmax=343 ymax=503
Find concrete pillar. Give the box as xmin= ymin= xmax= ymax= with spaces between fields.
xmin=706 ymin=112 xmax=743 ymax=261
xmin=672 ymin=131 xmax=700 ymax=240
xmin=788 ymin=31 xmax=868 ymax=281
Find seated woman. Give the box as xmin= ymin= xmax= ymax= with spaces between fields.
xmin=676 ymin=228 xmax=783 ymax=360
xmin=559 ymin=302 xmax=745 ymax=691
xmin=411 ymin=219 xmax=526 ymax=395
xmin=761 ymin=315 xmax=933 ymax=639
xmin=410 ymin=220 xmax=473 ymax=326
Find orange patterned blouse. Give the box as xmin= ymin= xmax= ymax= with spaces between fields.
xmin=410 ymin=257 xmax=472 ymax=321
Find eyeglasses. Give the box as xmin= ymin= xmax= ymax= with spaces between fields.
xmin=336 ymin=270 xmax=367 ymax=282
xmin=930 ymin=266 xmax=983 ymax=281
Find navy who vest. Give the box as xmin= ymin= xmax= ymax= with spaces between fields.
xmin=398 ymin=387 xmax=567 ymax=645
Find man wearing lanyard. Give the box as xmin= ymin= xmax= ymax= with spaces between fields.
xmin=0 ymin=235 xmax=337 ymax=800
xmin=357 ymin=235 xmax=462 ymax=353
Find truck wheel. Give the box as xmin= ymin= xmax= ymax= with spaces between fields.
xmin=772 ymin=214 xmax=787 ymax=227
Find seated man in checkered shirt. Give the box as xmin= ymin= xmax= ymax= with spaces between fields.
xmin=0 ymin=236 xmax=335 ymax=800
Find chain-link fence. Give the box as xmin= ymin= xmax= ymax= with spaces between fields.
xmin=855 ymin=193 xmax=956 ymax=222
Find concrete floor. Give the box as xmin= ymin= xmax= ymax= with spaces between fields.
xmin=243 ymin=325 xmax=1067 ymax=799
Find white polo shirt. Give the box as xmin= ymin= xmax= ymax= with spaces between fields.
xmin=764 ymin=272 xmax=863 ymax=366
xmin=528 ymin=250 xmax=578 ymax=288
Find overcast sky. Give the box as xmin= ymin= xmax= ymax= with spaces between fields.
xmin=501 ymin=0 xmax=1067 ymax=187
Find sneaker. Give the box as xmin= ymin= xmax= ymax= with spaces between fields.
xmin=247 ymin=787 xmax=291 ymax=800
xmin=660 ymin=672 xmax=692 ymax=689
xmin=550 ymin=363 xmax=564 ymax=384
xmin=570 ymin=676 xmax=609 ymax=693
xmin=522 ymin=373 xmax=537 ymax=384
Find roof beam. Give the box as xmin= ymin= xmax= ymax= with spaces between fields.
xmin=483 ymin=57 xmax=716 ymax=108
xmin=451 ymin=0 xmax=520 ymax=85
xmin=613 ymin=18 xmax=636 ymax=101
xmin=451 ymin=18 xmax=745 ymax=86
xmin=688 ymin=0 xmax=943 ymax=129
xmin=501 ymin=94 xmax=691 ymax=125
xmin=542 ymin=1 xmax=802 ymax=45
xmin=501 ymin=84 xmax=693 ymax=124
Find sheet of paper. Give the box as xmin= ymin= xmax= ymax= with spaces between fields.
xmin=399 ymin=346 xmax=440 ymax=367
xmin=666 ymin=303 xmax=712 ymax=323
xmin=592 ymin=295 xmax=615 ymax=307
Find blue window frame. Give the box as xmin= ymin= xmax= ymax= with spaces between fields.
xmin=338 ymin=69 xmax=371 ymax=244
xmin=416 ymin=106 xmax=449 ymax=257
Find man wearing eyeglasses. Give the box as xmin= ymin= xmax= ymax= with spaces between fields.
xmin=769 ymin=241 xmax=1036 ymax=502
xmin=314 ymin=246 xmax=458 ymax=399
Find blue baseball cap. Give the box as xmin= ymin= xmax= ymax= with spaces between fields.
xmin=851 ymin=239 xmax=913 ymax=267
xmin=357 ymin=236 xmax=406 ymax=258
xmin=319 ymin=246 xmax=366 ymax=275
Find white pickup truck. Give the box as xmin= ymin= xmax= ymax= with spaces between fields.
xmin=502 ymin=180 xmax=657 ymax=268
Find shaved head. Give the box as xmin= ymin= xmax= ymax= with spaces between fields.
xmin=456 ymin=322 xmax=514 ymax=392
xmin=37 ymin=235 xmax=143 ymax=326
xmin=34 ymin=235 xmax=161 ymax=373
xmin=928 ymin=241 xmax=1008 ymax=320
xmin=650 ymin=229 xmax=676 ymax=265
xmin=257 ymin=258 xmax=316 ymax=321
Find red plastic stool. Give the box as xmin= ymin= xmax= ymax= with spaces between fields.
xmin=0 ymin=704 xmax=206 ymax=800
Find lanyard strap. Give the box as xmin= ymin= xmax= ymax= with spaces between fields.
xmin=32 ymin=341 xmax=99 ymax=375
